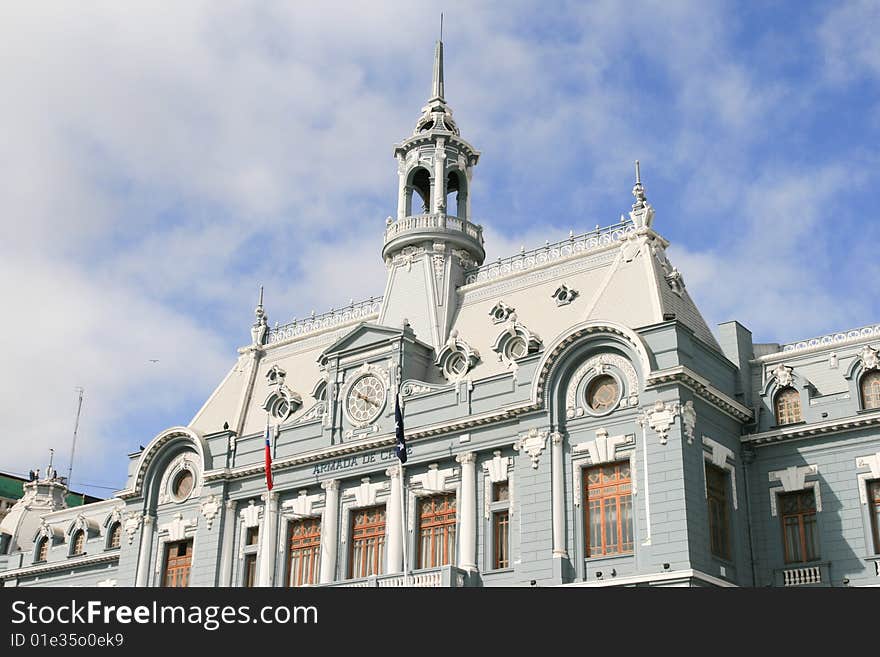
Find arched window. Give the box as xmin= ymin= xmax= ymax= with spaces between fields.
xmin=861 ymin=371 xmax=880 ymax=410
xmin=36 ymin=537 xmax=49 ymax=562
xmin=71 ymin=530 xmax=85 ymax=556
xmin=108 ymin=523 xmax=121 ymax=549
xmin=775 ymin=387 xmax=802 ymax=425
xmin=445 ymin=169 xmax=467 ymax=218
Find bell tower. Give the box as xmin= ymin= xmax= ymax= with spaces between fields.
xmin=379 ymin=39 xmax=484 ymax=352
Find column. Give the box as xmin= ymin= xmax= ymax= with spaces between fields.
xmin=397 ymin=156 xmax=407 ymax=220
xmin=319 ymin=480 xmax=340 ymax=584
xmin=433 ymin=139 xmax=446 ymax=214
xmin=258 ymin=491 xmax=278 ymax=587
xmin=456 ymin=452 xmax=477 ymax=571
xmin=219 ymin=499 xmax=237 ymax=586
xmin=134 ymin=514 xmax=154 ymax=587
xmin=551 ymin=432 xmax=568 ymax=558
xmin=386 ymin=466 xmax=403 ymax=573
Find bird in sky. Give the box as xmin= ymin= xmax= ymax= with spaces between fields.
xmin=148 ymin=359 xmax=159 ymax=363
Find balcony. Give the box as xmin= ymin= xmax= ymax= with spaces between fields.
xmin=382 ymin=213 xmax=485 ymax=262
xmin=322 ymin=565 xmax=470 ymax=588
xmin=774 ymin=562 xmax=830 ymax=587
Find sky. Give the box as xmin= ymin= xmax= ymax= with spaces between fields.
xmin=1 ymin=1 xmax=879 ymax=498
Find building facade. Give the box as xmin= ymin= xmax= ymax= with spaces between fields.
xmin=2 ymin=42 xmax=880 ymax=588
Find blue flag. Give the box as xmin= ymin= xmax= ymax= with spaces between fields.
xmin=394 ymin=393 xmax=407 ymax=463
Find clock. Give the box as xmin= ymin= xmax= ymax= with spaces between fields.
xmin=345 ymin=373 xmax=387 ymax=425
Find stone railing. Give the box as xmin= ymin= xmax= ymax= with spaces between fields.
xmin=464 ymin=219 xmax=635 ymax=285
xmin=779 ymin=564 xmax=824 ymax=587
xmin=267 ymin=297 xmax=383 ymax=345
xmin=781 ymin=324 xmax=880 ymax=355
xmin=384 ymin=213 xmax=484 ymax=246
xmin=322 ymin=565 xmax=468 ymax=588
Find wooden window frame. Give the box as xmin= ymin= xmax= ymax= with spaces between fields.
xmin=36 ymin=537 xmax=49 ymax=563
xmin=71 ymin=530 xmax=85 ymax=557
xmin=490 ymin=481 xmax=510 ymax=570
xmin=287 ymin=517 xmax=321 ymax=587
xmin=242 ymin=553 xmax=257 ymax=588
xmin=861 ymin=371 xmax=880 ymax=411
xmin=348 ymin=505 xmax=386 ymax=579
xmin=162 ymin=539 xmax=194 ymax=587
xmin=705 ymin=463 xmax=731 ymax=561
xmin=774 ymin=387 xmax=802 ymax=426
xmin=584 ymin=461 xmax=634 ymax=558
xmin=779 ymin=489 xmax=820 ymax=564
xmin=869 ymin=479 xmax=880 ymax=555
xmin=417 ymin=493 xmax=457 ymax=569
xmin=108 ymin=523 xmax=121 ymax=550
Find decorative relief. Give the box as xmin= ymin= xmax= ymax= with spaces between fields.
xmin=681 ymin=401 xmax=697 ymax=445
xmin=572 ymin=428 xmax=633 ymax=465
xmin=482 ymin=451 xmax=512 ymax=483
xmin=856 ymin=453 xmax=880 ymax=504
xmin=639 ymin=400 xmax=680 ymax=445
xmin=401 ymin=381 xmax=448 ymax=397
xmin=200 ymin=494 xmax=220 ymax=531
xmin=770 ymin=363 xmax=794 ymax=388
xmin=281 ymin=490 xmax=324 ymax=518
xmin=161 ymin=513 xmax=194 ymax=543
xmin=344 ymin=477 xmax=388 ymax=508
xmin=411 ymin=464 xmax=456 ymax=493
xmin=452 ymin=248 xmax=475 ymax=270
xmin=566 ymin=353 xmax=639 ymax=419
xmin=489 ymin=300 xmax=516 ymax=324
xmin=515 ymin=428 xmax=549 ymax=469
xmin=240 ymin=500 xmax=262 ymax=528
xmin=664 ymin=268 xmax=685 ymax=296
xmin=551 ymin=284 xmax=579 ymax=306
xmin=768 ymin=465 xmax=820 ymax=516
xmin=860 ymin=344 xmax=880 ymax=371
xmin=123 ymin=512 xmax=141 ymax=546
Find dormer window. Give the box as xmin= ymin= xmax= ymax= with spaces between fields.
xmin=774 ymin=387 xmax=802 ymax=426
xmin=71 ymin=530 xmax=85 ymax=556
xmin=108 ymin=523 xmax=121 ymax=550
xmin=861 ymin=371 xmax=880 ymax=410
xmin=36 ymin=537 xmax=49 ymax=562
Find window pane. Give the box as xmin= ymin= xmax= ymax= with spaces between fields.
xmin=584 ymin=463 xmax=633 ymax=557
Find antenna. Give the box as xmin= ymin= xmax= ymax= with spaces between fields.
xmin=440 ymin=13 xmax=444 ymax=41
xmin=67 ymin=387 xmax=84 ymax=487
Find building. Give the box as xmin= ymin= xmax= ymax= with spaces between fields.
xmin=2 ymin=40 xmax=879 ymax=588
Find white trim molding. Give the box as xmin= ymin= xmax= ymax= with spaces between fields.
xmin=701 ymin=436 xmax=738 ymax=510
xmin=768 ymin=464 xmax=821 ymax=516
xmin=856 ymin=453 xmax=880 ymax=504
xmin=514 ymin=428 xmax=549 ymax=469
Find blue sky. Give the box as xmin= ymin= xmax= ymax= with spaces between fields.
xmin=1 ymin=1 xmax=879 ymax=498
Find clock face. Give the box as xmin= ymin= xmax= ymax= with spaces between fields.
xmin=346 ymin=374 xmax=387 ymax=424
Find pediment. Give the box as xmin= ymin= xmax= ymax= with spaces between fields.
xmin=319 ymin=322 xmax=406 ymax=362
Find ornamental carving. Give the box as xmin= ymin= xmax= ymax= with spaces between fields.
xmin=860 ymin=344 xmax=879 ymax=371
xmin=566 ymin=353 xmax=639 ymax=419
xmin=123 ymin=512 xmax=141 ymax=546
xmin=161 ymin=513 xmax=194 ymax=543
xmin=681 ymin=400 xmax=697 ymax=445
xmin=492 ymin=320 xmax=542 ymax=365
xmin=411 ymin=464 xmax=456 ymax=493
xmin=639 ymin=400 xmax=681 ymax=445
xmin=515 ymin=428 xmax=549 ymax=469
xmin=770 ymin=363 xmax=794 ymax=388
xmin=281 ymin=490 xmax=324 ymax=518
xmin=552 ymin=284 xmax=579 ymax=306
xmin=572 ymin=427 xmax=633 ymax=465
xmin=489 ymin=300 xmax=516 ymax=324
xmin=435 ymin=330 xmax=480 ymax=382
xmin=200 ymin=494 xmax=220 ymax=531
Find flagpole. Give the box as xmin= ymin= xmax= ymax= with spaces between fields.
xmin=396 ymin=322 xmax=409 ymax=587
xmin=399 ymin=419 xmax=408 ymax=587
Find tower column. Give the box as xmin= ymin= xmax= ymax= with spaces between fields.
xmin=135 ymin=514 xmax=154 ymax=587
xmin=397 ymin=156 xmax=407 ymax=220
xmin=386 ymin=466 xmax=403 ymax=573
xmin=456 ymin=452 xmax=477 ymax=571
xmin=319 ymin=479 xmax=340 ymax=583
xmin=219 ymin=499 xmax=237 ymax=586
xmin=433 ymin=139 xmax=446 ymax=215
xmin=551 ymin=432 xmax=568 ymax=558
xmin=258 ymin=491 xmax=278 ymax=586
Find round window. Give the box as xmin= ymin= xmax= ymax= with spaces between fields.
xmin=447 ymin=351 xmax=468 ymax=377
xmin=586 ymin=375 xmax=620 ymax=413
xmin=171 ymin=469 xmax=194 ymax=501
xmin=506 ymin=336 xmax=528 ymax=360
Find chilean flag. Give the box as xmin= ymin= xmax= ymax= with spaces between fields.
xmin=264 ymin=419 xmax=273 ymax=491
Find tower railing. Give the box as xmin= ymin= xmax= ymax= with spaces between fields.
xmin=384 ymin=213 xmax=484 ymax=247
xmin=463 ymin=219 xmax=635 ymax=285
xmin=267 ymin=296 xmax=383 ymax=345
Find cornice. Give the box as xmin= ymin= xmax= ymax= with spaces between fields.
xmin=743 ymin=410 xmax=880 ymax=446
xmin=645 ymin=366 xmax=753 ymax=423
xmin=0 ymin=552 xmax=119 ymax=580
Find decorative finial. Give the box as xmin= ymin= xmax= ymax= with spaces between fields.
xmin=440 ymin=12 xmax=444 ymax=42
xmin=255 ymin=285 xmax=265 ymax=320
xmin=431 ymin=30 xmax=445 ymax=101
xmin=631 ymin=160 xmax=647 ymax=209
xmin=251 ymin=285 xmax=268 ymax=346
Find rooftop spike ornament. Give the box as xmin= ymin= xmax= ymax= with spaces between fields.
xmin=251 ymin=285 xmax=268 ymax=347
xmin=629 ymin=160 xmax=655 ymax=229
